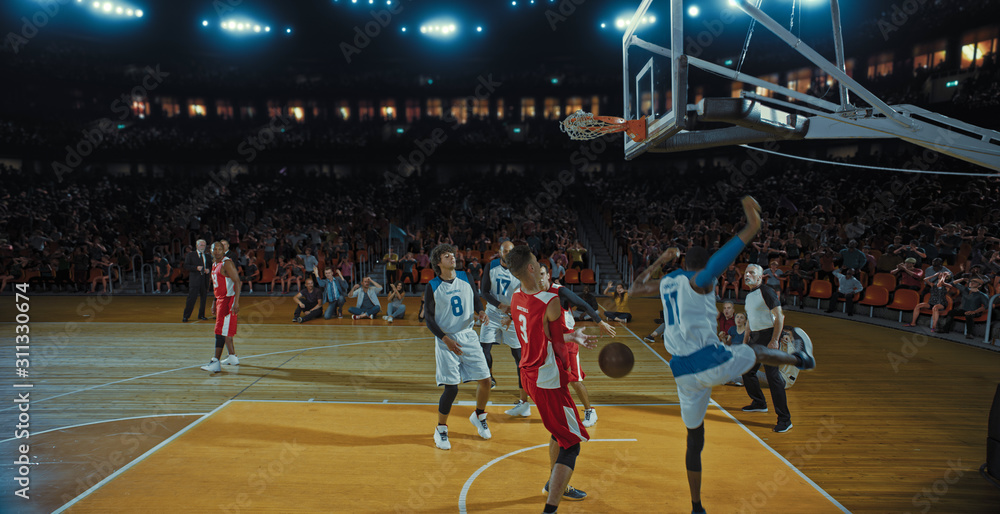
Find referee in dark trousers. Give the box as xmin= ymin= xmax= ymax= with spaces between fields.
xmin=183 ymin=239 xmax=211 ymax=322
xmin=741 ymin=263 xmax=793 ymax=433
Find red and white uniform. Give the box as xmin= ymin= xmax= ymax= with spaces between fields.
xmin=548 ymin=283 xmax=584 ymax=382
xmin=212 ymin=257 xmax=238 ymax=337
xmin=511 ymin=288 xmax=589 ymax=448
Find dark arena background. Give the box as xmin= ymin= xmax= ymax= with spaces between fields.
xmin=1 ymin=0 xmax=1000 ymax=512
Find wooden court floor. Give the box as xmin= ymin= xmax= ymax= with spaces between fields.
xmin=1 ymin=294 xmax=999 ymax=513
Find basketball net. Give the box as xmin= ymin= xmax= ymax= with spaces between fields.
xmin=560 ymin=110 xmax=647 ymax=143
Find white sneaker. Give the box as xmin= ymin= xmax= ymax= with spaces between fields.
xmin=382 ymin=316 xmax=389 ymax=321
xmin=505 ymin=400 xmax=531 ymax=417
xmin=200 ymin=358 xmax=221 ymax=373
xmin=387 ymin=316 xmax=394 ymax=323
xmin=469 ymin=411 xmax=492 ymax=439
xmin=221 ymin=354 xmax=239 ymax=366
xmin=582 ymin=408 xmax=598 ymax=427
xmin=433 ymin=425 xmax=451 ymax=450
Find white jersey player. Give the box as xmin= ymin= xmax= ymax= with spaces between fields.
xmin=424 ymin=244 xmax=492 ymax=450
xmin=630 ymin=197 xmax=814 ymax=514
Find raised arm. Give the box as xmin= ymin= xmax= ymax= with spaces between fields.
xmin=690 ymin=196 xmax=762 ymax=294
xmin=558 ymin=287 xmax=615 ymax=336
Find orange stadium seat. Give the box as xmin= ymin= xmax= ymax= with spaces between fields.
xmin=419 ymin=268 xmax=435 ymax=284
xmin=563 ymin=268 xmax=580 ymax=290
xmin=886 ymin=289 xmax=921 ymax=322
xmin=807 ymin=279 xmax=833 ymax=309
xmin=871 ymin=273 xmax=897 ymax=293
xmin=580 ymin=269 xmax=596 ymax=287
xmin=858 ymin=286 xmax=890 ymax=317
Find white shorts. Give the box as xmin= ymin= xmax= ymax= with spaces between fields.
xmin=479 ymin=317 xmax=520 ymax=349
xmin=672 ymin=344 xmax=757 ymax=429
xmin=436 ymin=329 xmax=492 ymax=386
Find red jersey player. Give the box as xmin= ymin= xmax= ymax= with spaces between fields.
xmin=505 ymin=245 xmax=596 ymax=512
xmin=200 ymin=240 xmax=241 ymax=373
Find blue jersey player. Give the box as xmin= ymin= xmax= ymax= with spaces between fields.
xmin=630 ymin=196 xmax=815 ymax=514
xmin=425 ymin=244 xmax=492 ymax=450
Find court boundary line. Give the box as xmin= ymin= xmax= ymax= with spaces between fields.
xmin=52 ymin=400 xmax=235 ymax=513
xmin=0 ymin=413 xmax=208 ymax=444
xmin=457 ymin=439 xmax=639 ymax=514
xmin=227 ymin=399 xmax=681 ymax=407
xmin=620 ymin=325 xmax=849 ymax=513
xmin=0 ymin=336 xmax=433 ymax=411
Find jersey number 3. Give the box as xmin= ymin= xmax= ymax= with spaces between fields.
xmin=662 ymin=291 xmax=680 ymax=326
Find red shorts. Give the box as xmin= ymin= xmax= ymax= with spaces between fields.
xmin=521 ymin=368 xmax=589 ymax=449
xmin=214 ymin=296 xmax=238 ymax=337
xmin=566 ymin=344 xmax=585 ymax=382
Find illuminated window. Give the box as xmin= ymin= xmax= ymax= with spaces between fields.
xmin=961 ymin=27 xmax=998 ymax=69
xmin=336 ymin=100 xmax=350 ymax=121
xmin=267 ymin=100 xmax=283 ymax=118
xmin=692 ymin=86 xmax=704 ymax=106
xmin=240 ymin=105 xmax=256 ymax=120
xmin=496 ymin=98 xmax=504 ymax=120
xmin=380 ymin=99 xmax=397 ymax=120
xmin=867 ymin=52 xmax=894 ymax=79
xmin=188 ymin=99 xmax=206 ymax=117
xmin=216 ymin=100 xmax=233 ymax=120
xmin=913 ymin=40 xmax=947 ymax=73
xmin=755 ymin=74 xmax=778 ymax=97
xmin=520 ymin=98 xmax=535 ymax=120
xmin=543 ymin=98 xmax=562 ymax=120
xmin=786 ymin=68 xmax=812 ymax=94
xmin=451 ymin=98 xmax=468 ymax=124
xmin=160 ymin=97 xmax=180 ymax=118
xmin=640 ymin=92 xmax=652 ymax=117
xmin=845 ymin=58 xmax=855 ymax=78
xmin=426 ymin=98 xmax=443 ymax=118
xmin=565 ymin=97 xmax=583 ymax=115
xmin=731 ymin=82 xmax=743 ymax=98
xmin=287 ymin=101 xmax=305 ymax=122
xmin=405 ymin=99 xmax=420 ymax=122
xmin=358 ymin=100 xmax=374 ymax=121
xmin=131 ymin=98 xmax=149 ymax=119
xmin=590 ymin=95 xmax=600 ymax=116
xmin=472 ymin=98 xmax=489 ymax=119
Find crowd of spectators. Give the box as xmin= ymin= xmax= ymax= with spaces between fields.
xmin=595 ymin=152 xmax=1000 ymax=341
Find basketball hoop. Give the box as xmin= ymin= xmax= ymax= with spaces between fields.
xmin=560 ymin=110 xmax=647 ymax=143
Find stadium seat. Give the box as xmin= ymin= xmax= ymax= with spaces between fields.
xmin=918 ymin=293 xmax=952 ymax=316
xmin=259 ymin=266 xmax=275 ymax=293
xmin=580 ymin=269 xmax=596 ymax=287
xmin=858 ymin=286 xmax=890 ymax=317
xmin=563 ymin=268 xmax=580 ymax=290
xmin=886 ymin=289 xmax=921 ymax=322
xmin=807 ymin=279 xmax=833 ymax=309
xmin=871 ymin=273 xmax=897 ymax=293
xmin=419 ymin=268 xmax=435 ymax=284
xmin=356 ymin=250 xmax=368 ymax=264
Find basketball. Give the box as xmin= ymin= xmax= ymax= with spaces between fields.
xmin=598 ymin=342 xmax=635 ymax=378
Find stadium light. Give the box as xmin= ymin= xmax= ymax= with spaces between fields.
xmin=420 ymin=19 xmax=459 ymax=39
xmin=401 ymin=26 xmax=407 ymax=32
xmin=600 ymin=22 xmax=606 ymax=28
xmin=201 ymin=20 xmax=208 ymax=26
xmin=688 ymin=5 xmax=700 ymax=17
xmin=476 ymin=26 xmax=482 ymax=32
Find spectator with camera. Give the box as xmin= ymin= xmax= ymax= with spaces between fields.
xmin=892 ymin=257 xmax=925 ymax=291
xmin=940 ymin=277 xmax=990 ymax=339
xmin=826 ymin=267 xmax=864 ymax=316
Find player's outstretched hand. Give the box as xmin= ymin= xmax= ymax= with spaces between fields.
xmin=477 ymin=310 xmax=489 ymax=325
xmin=598 ymin=320 xmax=616 ymax=337
xmin=742 ymin=195 xmax=761 ymax=225
xmin=566 ymin=328 xmax=597 ymax=349
xmin=443 ymin=335 xmax=463 ymax=356
xmin=500 ymin=314 xmax=511 ymax=330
